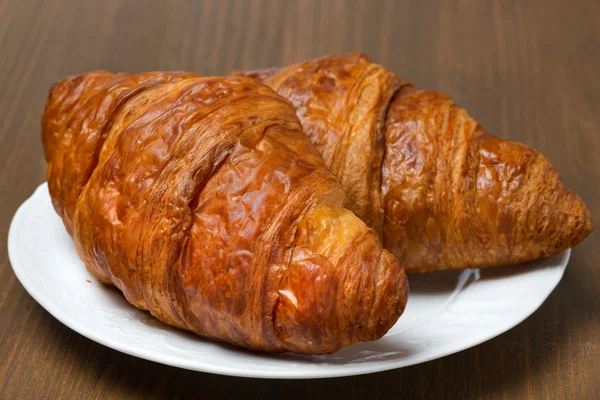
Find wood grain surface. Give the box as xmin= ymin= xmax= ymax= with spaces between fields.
xmin=0 ymin=0 xmax=598 ymax=398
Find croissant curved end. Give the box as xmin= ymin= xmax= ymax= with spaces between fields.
xmin=273 ymin=204 xmax=408 ymax=354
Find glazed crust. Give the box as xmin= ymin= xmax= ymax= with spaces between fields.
xmin=42 ymin=73 xmax=408 ymax=354
xmin=241 ymin=54 xmax=402 ymax=235
xmin=237 ymin=54 xmax=593 ymax=273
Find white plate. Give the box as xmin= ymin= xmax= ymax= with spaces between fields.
xmin=8 ymin=183 xmax=570 ymax=379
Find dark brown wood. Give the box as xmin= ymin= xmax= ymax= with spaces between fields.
xmin=0 ymin=0 xmax=598 ymax=398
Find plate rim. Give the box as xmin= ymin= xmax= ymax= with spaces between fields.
xmin=7 ymin=183 xmax=570 ymax=379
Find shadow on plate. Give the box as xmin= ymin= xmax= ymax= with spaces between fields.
xmin=407 ymin=250 xmax=567 ymax=295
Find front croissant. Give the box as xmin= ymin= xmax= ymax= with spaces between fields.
xmin=237 ymin=54 xmax=593 ymax=273
xmin=42 ymin=72 xmax=408 ymax=354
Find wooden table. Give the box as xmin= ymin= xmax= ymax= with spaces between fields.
xmin=1 ymin=0 xmax=598 ymax=398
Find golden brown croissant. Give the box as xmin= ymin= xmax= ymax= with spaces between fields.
xmin=42 ymin=72 xmax=408 ymax=354
xmin=237 ymin=54 xmax=593 ymax=273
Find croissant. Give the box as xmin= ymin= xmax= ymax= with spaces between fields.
xmin=237 ymin=54 xmax=593 ymax=273
xmin=41 ymin=72 xmax=408 ymax=354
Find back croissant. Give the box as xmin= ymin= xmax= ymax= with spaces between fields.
xmin=42 ymin=72 xmax=408 ymax=354
xmin=237 ymin=54 xmax=593 ymax=273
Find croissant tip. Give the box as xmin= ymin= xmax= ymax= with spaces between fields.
xmin=546 ymin=189 xmax=594 ymax=254
xmin=575 ymin=194 xmax=594 ymax=240
xmin=361 ymin=250 xmax=409 ymax=342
